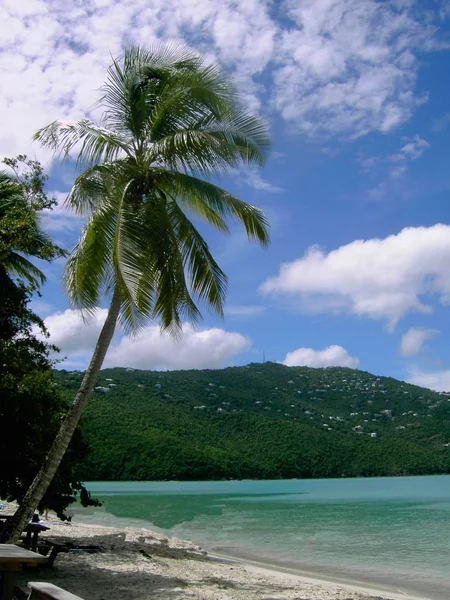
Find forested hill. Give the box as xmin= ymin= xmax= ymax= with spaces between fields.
xmin=55 ymin=363 xmax=450 ymax=480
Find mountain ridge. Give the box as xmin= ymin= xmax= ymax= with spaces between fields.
xmin=55 ymin=362 xmax=450 ymax=480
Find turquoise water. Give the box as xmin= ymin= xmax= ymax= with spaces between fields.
xmin=75 ymin=476 xmax=450 ymax=599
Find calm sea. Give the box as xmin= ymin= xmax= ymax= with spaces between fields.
xmin=74 ymin=476 xmax=450 ymax=599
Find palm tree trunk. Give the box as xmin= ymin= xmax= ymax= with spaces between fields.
xmin=1 ymin=287 xmax=122 ymax=544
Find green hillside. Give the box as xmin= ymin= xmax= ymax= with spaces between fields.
xmin=55 ymin=363 xmax=450 ymax=480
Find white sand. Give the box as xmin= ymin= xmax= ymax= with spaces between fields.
xmin=2 ymin=506 xmax=428 ymax=600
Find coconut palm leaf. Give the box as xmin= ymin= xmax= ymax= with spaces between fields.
xmin=154 ymin=171 xmax=270 ymax=245
xmin=34 ymin=120 xmax=133 ymax=167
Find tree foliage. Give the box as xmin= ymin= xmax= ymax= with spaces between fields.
xmin=0 ymin=155 xmax=66 ymax=286
xmin=55 ymin=363 xmax=450 ymax=482
xmin=0 ymin=157 xmax=98 ymax=521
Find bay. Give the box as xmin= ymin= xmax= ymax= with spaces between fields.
xmin=74 ymin=476 xmax=450 ymax=599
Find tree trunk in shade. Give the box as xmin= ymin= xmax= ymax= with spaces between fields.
xmin=0 ymin=287 xmax=122 ymax=543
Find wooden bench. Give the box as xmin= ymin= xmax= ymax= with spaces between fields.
xmin=37 ymin=541 xmax=71 ymax=567
xmin=37 ymin=540 xmax=105 ymax=566
xmin=27 ymin=582 xmax=85 ymax=600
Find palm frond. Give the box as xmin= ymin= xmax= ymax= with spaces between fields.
xmin=34 ymin=120 xmax=133 ymax=167
xmin=166 ymin=197 xmax=228 ymax=316
xmin=64 ymin=203 xmax=116 ymax=312
xmin=110 ymin=180 xmax=153 ymax=332
xmin=129 ymin=193 xmax=202 ymax=333
xmin=101 ymin=53 xmax=154 ymax=141
xmin=36 ymin=44 xmax=272 ymax=335
xmin=156 ymin=171 xmax=270 ymax=246
xmin=148 ymin=62 xmax=238 ymax=140
xmin=65 ymin=162 xmax=126 ymax=215
xmin=4 ymin=252 xmax=45 ymax=287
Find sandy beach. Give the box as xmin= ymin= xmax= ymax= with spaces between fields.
xmin=0 ymin=502 xmax=428 ymax=600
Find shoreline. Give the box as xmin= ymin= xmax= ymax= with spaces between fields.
xmin=5 ymin=509 xmax=431 ymax=600
xmin=208 ymin=551 xmax=431 ymax=600
xmin=68 ymin=505 xmax=439 ymax=600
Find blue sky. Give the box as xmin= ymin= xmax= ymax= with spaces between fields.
xmin=2 ymin=0 xmax=450 ymax=390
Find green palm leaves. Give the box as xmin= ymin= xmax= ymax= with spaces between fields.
xmin=35 ymin=44 xmax=271 ymax=331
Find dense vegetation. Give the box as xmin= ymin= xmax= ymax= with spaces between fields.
xmin=0 ymin=157 xmax=98 ymax=522
xmin=55 ymin=362 xmax=450 ymax=480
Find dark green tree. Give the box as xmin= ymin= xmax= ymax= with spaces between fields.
xmin=0 ymin=158 xmax=98 ymax=541
xmin=0 ymin=271 xmax=98 ymax=521
xmin=0 ymin=155 xmax=65 ymax=285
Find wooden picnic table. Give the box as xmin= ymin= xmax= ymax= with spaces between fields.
xmin=0 ymin=544 xmax=47 ymax=600
xmin=0 ymin=517 xmax=50 ymax=552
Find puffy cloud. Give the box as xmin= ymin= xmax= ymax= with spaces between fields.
xmin=260 ymin=224 xmax=450 ymax=329
xmin=104 ymin=324 xmax=251 ymax=370
xmin=0 ymin=0 xmax=275 ymax=161
xmin=399 ymin=327 xmax=439 ymax=357
xmin=0 ymin=0 xmax=445 ymax=161
xmin=407 ymin=368 xmax=450 ymax=393
xmin=272 ymin=0 xmax=437 ymax=137
xmin=41 ymin=308 xmax=250 ymax=369
xmin=42 ymin=308 xmax=109 ymax=353
xmin=282 ymin=345 xmax=359 ymax=368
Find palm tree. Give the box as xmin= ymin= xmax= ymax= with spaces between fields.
xmin=5 ymin=45 xmax=270 ymax=541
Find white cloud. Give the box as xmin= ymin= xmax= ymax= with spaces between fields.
xmin=361 ymin=134 xmax=430 ymax=171
xmin=399 ymin=327 xmax=439 ymax=357
xmin=359 ymin=156 xmax=379 ymax=172
xmin=41 ymin=308 xmax=250 ymax=369
xmin=104 ymin=324 xmax=251 ymax=370
xmin=0 ymin=0 xmax=445 ymax=161
xmin=282 ymin=345 xmax=359 ymax=368
xmin=225 ymin=305 xmax=265 ymax=318
xmin=407 ymin=368 xmax=450 ymax=392
xmin=390 ymin=135 xmax=430 ymax=162
xmin=42 ymin=308 xmax=109 ymax=353
xmin=0 ymin=0 xmax=275 ymax=161
xmin=273 ymin=0 xmax=436 ymax=138
xmin=260 ymin=224 xmax=450 ymax=329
